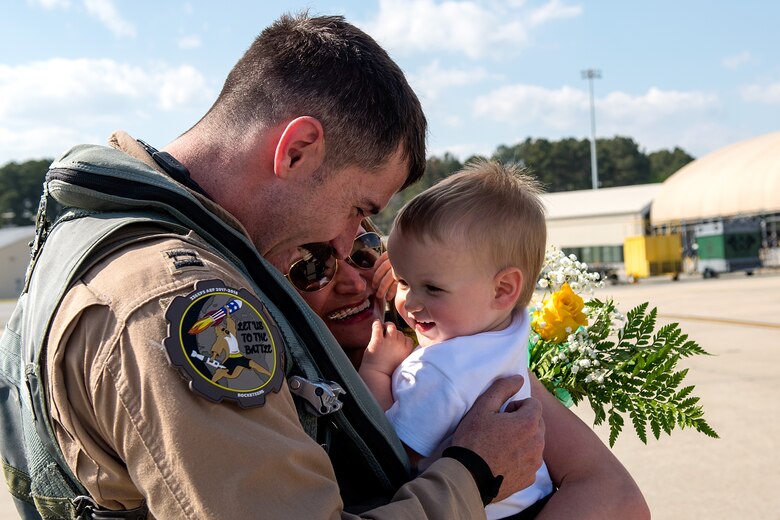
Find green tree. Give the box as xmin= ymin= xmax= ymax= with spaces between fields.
xmin=372 ymin=137 xmax=695 ymax=230
xmin=493 ymin=138 xmax=592 ymax=192
xmin=0 ymin=159 xmax=52 ymax=227
xmin=648 ymin=147 xmax=694 ymax=182
xmin=596 ymin=136 xmax=651 ymax=188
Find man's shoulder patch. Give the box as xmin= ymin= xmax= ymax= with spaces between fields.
xmin=163 ymin=279 xmax=285 ymax=407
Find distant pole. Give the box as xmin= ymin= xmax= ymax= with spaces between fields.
xmin=581 ymin=69 xmax=601 ymax=190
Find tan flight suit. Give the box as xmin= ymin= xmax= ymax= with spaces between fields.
xmin=43 ymin=133 xmax=485 ymax=519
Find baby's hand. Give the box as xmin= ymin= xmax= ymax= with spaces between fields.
xmin=372 ymin=251 xmax=397 ymax=302
xmin=361 ymin=320 xmax=413 ymax=376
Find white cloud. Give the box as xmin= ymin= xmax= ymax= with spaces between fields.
xmin=599 ymin=87 xmax=718 ymax=125
xmin=177 ymin=35 xmax=202 ymax=49
xmin=740 ymin=83 xmax=780 ymax=104
xmin=475 ymin=84 xmax=717 ymax=128
xmin=0 ymin=58 xmax=213 ymax=161
xmin=409 ymin=60 xmax=489 ymax=101
xmin=528 ymin=0 xmax=583 ymax=27
xmin=157 ymin=66 xmax=210 ymax=110
xmin=83 ymin=0 xmax=136 ymax=37
xmin=429 ymin=140 xmax=492 ymax=159
xmin=472 ymin=84 xmax=720 ymax=155
xmin=26 ymin=0 xmax=71 ymax=9
xmin=443 ymin=114 xmax=463 ymax=127
xmin=0 ymin=126 xmax=91 ymax=163
xmin=474 ymin=84 xmax=586 ymax=129
xmin=722 ymin=51 xmax=753 ymax=70
xmin=361 ymin=0 xmax=581 ymax=59
xmin=586 ymin=88 xmax=720 ymax=156
xmin=0 ymin=59 xmax=211 ymax=118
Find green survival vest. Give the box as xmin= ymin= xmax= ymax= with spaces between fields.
xmin=0 ymin=144 xmax=410 ymax=519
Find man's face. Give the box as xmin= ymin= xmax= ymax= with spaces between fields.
xmin=261 ymin=147 xmax=408 ymax=271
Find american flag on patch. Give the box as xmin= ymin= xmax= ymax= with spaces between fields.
xmin=187 ymin=299 xmax=243 ymax=335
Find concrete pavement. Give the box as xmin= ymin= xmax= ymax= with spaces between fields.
xmin=577 ymin=270 xmax=780 ymax=519
xmin=0 ymin=271 xmax=778 ymax=518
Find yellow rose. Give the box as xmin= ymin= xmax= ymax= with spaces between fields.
xmin=532 ymin=282 xmax=588 ymax=342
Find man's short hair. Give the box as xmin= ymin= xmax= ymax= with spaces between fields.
xmin=203 ymin=12 xmax=426 ymax=188
xmin=392 ymin=160 xmax=547 ymax=307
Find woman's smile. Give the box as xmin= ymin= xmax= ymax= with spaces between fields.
xmin=326 ymin=298 xmax=373 ymax=322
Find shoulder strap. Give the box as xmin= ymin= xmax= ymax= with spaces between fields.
xmin=0 ymin=207 xmax=187 ymax=519
xmin=25 ymin=213 xmax=191 ymax=481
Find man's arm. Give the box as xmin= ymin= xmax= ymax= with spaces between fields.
xmin=530 ymin=374 xmax=651 ymax=519
xmin=451 ymin=375 xmax=546 ymax=501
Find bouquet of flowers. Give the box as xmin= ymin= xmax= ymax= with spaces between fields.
xmin=529 ymin=248 xmax=719 ymax=447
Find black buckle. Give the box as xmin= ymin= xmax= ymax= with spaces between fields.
xmin=73 ymin=496 xmax=148 ymax=520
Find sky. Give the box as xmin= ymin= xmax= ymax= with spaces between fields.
xmin=2 ymin=0 xmax=779 ymax=166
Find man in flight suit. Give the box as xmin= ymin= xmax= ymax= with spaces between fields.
xmin=38 ymin=12 xmax=548 ymax=519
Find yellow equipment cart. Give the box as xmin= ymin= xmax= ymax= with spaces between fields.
xmin=623 ymin=234 xmax=683 ymax=280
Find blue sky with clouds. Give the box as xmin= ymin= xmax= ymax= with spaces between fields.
xmin=2 ymin=0 xmax=779 ymax=165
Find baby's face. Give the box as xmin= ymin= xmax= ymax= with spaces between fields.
xmin=388 ymin=230 xmax=512 ymax=347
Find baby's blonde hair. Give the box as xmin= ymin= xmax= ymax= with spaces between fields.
xmin=392 ymin=159 xmax=546 ymax=308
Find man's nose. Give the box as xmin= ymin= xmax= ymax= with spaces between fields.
xmin=329 ymin=225 xmax=359 ymax=260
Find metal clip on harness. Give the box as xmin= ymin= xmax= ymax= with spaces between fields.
xmin=288 ymin=376 xmax=346 ymax=416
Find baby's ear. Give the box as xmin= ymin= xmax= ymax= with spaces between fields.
xmin=492 ymin=267 xmax=523 ymax=310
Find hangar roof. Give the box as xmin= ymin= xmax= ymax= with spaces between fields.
xmin=542 ymin=184 xmax=662 ymax=220
xmin=651 ymin=131 xmax=780 ymax=225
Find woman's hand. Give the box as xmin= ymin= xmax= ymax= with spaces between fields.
xmin=372 ymin=251 xmax=397 ymax=302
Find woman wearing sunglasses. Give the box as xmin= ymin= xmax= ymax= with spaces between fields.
xmin=287 ymin=219 xmax=649 ymax=519
xmin=287 ymin=220 xmax=398 ymax=368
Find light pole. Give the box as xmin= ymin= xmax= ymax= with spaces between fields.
xmin=581 ymin=69 xmax=601 ymax=190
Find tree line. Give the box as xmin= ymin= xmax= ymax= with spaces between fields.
xmin=372 ymin=136 xmax=693 ymax=231
xmin=0 ymin=135 xmax=693 ymax=230
xmin=0 ymin=159 xmax=52 ymax=227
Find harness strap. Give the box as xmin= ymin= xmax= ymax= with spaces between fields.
xmin=73 ymin=496 xmax=148 ymax=520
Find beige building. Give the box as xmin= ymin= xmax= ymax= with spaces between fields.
xmin=541 ymin=184 xmax=662 ymax=272
xmin=0 ymin=226 xmax=34 ymax=299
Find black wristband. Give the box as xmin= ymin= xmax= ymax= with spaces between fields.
xmin=442 ymin=446 xmax=504 ymax=506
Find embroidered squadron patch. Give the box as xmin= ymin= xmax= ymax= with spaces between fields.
xmin=163 ymin=279 xmax=284 ymax=407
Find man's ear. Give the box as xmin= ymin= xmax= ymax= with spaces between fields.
xmin=492 ymin=267 xmax=523 ymax=310
xmin=273 ymin=116 xmax=325 ymax=179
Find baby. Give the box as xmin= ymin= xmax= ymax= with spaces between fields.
xmin=359 ymin=159 xmax=554 ymax=519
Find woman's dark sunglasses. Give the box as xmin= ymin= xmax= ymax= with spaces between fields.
xmin=287 ymin=232 xmax=384 ymax=293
